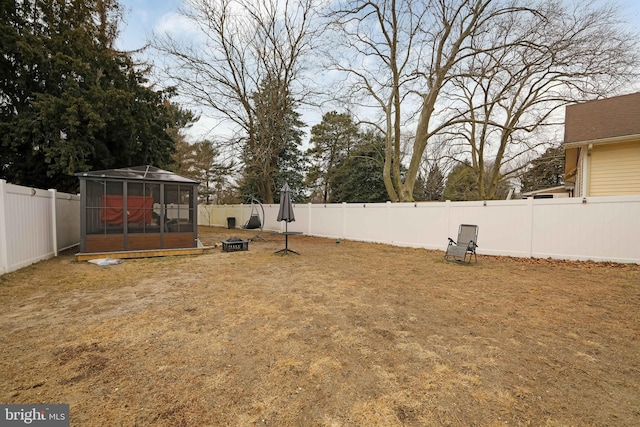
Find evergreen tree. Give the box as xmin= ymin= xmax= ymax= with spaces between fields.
xmin=422 ymin=164 xmax=445 ymax=201
xmin=443 ymin=160 xmax=511 ymax=201
xmin=442 ymin=161 xmax=478 ymax=201
xmin=0 ymin=0 xmax=192 ymax=192
xmin=330 ymin=131 xmax=388 ymax=203
xmin=239 ymin=77 xmax=307 ymax=203
xmin=171 ymin=135 xmax=196 ymax=179
xmin=172 ymin=139 xmax=235 ymax=204
xmin=520 ymin=146 xmax=565 ymax=193
xmin=306 ymin=111 xmax=359 ymax=203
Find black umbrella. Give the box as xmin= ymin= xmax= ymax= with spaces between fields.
xmin=275 ymin=183 xmax=299 ymax=254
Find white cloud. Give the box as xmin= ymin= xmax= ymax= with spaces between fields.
xmin=155 ymin=11 xmax=197 ymax=37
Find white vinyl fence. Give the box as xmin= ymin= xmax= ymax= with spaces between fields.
xmin=199 ymin=195 xmax=640 ymax=264
xmin=0 ymin=180 xmax=80 ymax=275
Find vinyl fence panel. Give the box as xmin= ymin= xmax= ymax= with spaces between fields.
xmin=529 ymin=196 xmax=640 ymax=263
xmin=55 ymin=191 xmax=81 ymax=252
xmin=0 ymin=180 xmax=80 ymax=275
xmin=199 ymin=196 xmax=640 ymax=264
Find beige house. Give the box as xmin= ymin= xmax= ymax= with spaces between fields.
xmin=564 ymin=92 xmax=640 ymax=197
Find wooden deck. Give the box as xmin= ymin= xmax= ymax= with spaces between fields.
xmin=75 ymin=245 xmax=216 ymax=262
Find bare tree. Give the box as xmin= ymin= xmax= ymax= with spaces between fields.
xmin=417 ymin=133 xmax=459 ymax=199
xmin=446 ymin=0 xmax=639 ymax=199
xmin=152 ymin=0 xmax=319 ymax=203
xmin=325 ymin=0 xmax=638 ymax=202
xmin=325 ymin=0 xmax=526 ymax=201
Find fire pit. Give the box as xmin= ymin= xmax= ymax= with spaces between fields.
xmin=221 ymin=237 xmax=249 ymax=252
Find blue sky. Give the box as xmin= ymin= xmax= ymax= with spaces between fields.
xmin=115 ymin=0 xmax=640 ymax=141
xmin=116 ymin=0 xmax=182 ymax=51
xmin=117 ymin=0 xmax=640 ymax=51
xmin=117 ymin=0 xmax=213 ymax=139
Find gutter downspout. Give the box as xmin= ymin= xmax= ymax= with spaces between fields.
xmin=582 ymin=145 xmax=591 ymax=197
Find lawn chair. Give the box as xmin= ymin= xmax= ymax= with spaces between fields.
xmin=445 ymin=224 xmax=479 ymax=263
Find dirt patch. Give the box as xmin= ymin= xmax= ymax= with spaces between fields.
xmin=1 ymin=226 xmax=639 ymax=426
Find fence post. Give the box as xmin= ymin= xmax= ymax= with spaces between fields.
xmin=445 ymin=200 xmax=452 ymax=244
xmin=342 ymin=202 xmax=347 ymax=239
xmin=386 ymin=201 xmax=391 ymax=244
xmin=49 ymin=188 xmax=58 ymax=256
xmin=0 ymin=180 xmax=8 ymax=273
xmin=307 ymin=203 xmax=312 ymax=235
xmin=526 ymin=197 xmax=534 ymax=258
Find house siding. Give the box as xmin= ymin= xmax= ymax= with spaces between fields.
xmin=589 ymin=140 xmax=640 ymax=196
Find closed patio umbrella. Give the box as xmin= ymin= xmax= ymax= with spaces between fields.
xmin=275 ymin=183 xmax=299 ymax=254
xmin=277 ymin=183 xmax=295 ymax=223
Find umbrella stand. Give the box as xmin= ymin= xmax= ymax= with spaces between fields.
xmin=275 ymin=182 xmax=301 ymax=255
xmin=274 ymin=221 xmax=300 ymax=255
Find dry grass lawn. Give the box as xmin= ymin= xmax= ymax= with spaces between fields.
xmin=1 ymin=226 xmax=639 ymax=426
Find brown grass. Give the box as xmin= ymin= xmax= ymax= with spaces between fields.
xmin=1 ymin=226 xmax=639 ymax=426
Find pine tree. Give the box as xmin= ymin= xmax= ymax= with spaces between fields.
xmin=239 ymin=77 xmax=307 ymax=203
xmin=520 ymin=147 xmax=565 ymax=194
xmin=330 ymin=131 xmax=388 ymax=203
xmin=306 ymin=112 xmax=359 ymax=203
xmin=442 ymin=162 xmax=478 ymax=201
xmin=0 ymin=0 xmax=193 ymax=192
xmin=172 ymin=138 xmax=235 ymax=204
xmin=424 ymin=164 xmax=445 ymax=201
